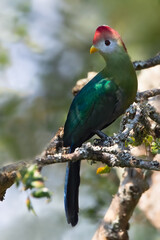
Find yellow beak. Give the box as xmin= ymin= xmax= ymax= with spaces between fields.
xmin=90 ymin=45 xmax=98 ymax=54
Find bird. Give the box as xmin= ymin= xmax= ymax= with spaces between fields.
xmin=63 ymin=25 xmax=137 ymax=226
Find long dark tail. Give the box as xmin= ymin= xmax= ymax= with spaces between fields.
xmin=64 ymin=147 xmax=80 ymax=226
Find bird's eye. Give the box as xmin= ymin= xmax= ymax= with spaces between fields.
xmin=105 ymin=40 xmax=111 ymax=46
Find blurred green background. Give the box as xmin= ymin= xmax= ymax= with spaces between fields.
xmin=0 ymin=0 xmax=160 ymax=239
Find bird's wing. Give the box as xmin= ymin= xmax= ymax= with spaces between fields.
xmin=63 ymin=77 xmax=122 ymax=147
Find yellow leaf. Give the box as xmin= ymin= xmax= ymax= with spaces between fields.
xmin=96 ymin=165 xmax=111 ymax=174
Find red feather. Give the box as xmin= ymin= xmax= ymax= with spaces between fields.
xmin=93 ymin=25 xmax=127 ymax=52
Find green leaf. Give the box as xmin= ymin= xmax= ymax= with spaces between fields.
xmin=125 ymin=137 xmax=137 ymax=147
xmin=96 ymin=165 xmax=111 ymax=174
xmin=26 ymin=197 xmax=36 ymax=215
xmin=30 ymin=180 xmax=44 ymax=189
xmin=151 ymin=138 xmax=160 ymax=155
xmin=17 ymin=165 xmax=44 ymax=189
xmin=143 ymin=135 xmax=154 ymax=147
xmin=31 ymin=188 xmax=52 ymax=199
xmin=16 ymin=165 xmax=52 ymax=211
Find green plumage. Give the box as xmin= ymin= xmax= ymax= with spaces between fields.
xmin=64 ymin=50 xmax=137 ymax=148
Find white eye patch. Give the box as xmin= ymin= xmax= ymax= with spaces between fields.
xmin=96 ymin=40 xmax=117 ymax=54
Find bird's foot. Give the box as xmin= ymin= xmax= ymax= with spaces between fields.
xmin=93 ymin=130 xmax=113 ymax=147
xmin=94 ymin=130 xmax=109 ymax=139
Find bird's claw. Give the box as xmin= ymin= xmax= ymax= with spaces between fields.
xmin=93 ymin=130 xmax=113 ymax=146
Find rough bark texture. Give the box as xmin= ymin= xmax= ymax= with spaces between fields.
xmin=92 ymin=169 xmax=148 ymax=240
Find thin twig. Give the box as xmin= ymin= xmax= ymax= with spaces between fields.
xmin=133 ymin=52 xmax=160 ymax=70
xmin=136 ymin=89 xmax=160 ymax=102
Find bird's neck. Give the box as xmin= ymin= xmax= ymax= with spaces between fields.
xmin=103 ymin=48 xmax=132 ymax=75
xmin=103 ymin=49 xmax=137 ymax=104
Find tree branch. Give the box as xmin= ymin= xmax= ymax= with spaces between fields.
xmin=36 ymin=143 xmax=160 ymax=171
xmin=92 ymin=169 xmax=149 ymax=240
xmin=136 ymin=89 xmax=160 ymax=102
xmin=133 ymin=52 xmax=160 ymax=70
